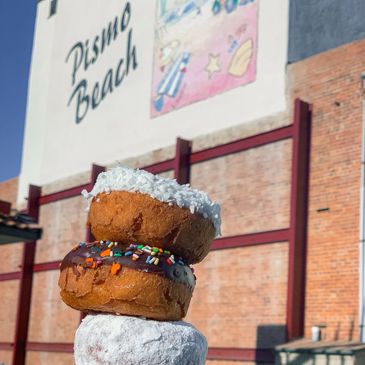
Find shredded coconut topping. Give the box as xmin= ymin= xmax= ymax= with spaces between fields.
xmin=82 ymin=166 xmax=221 ymax=236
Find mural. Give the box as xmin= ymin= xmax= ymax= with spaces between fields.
xmin=151 ymin=0 xmax=258 ymax=117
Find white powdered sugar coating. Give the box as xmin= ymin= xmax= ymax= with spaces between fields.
xmin=82 ymin=166 xmax=221 ymax=235
xmin=74 ymin=314 xmax=208 ymax=365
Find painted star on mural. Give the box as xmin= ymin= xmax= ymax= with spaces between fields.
xmin=205 ymin=54 xmax=221 ymax=78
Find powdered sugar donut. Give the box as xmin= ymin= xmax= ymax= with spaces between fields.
xmin=74 ymin=314 xmax=208 ymax=365
xmin=82 ymin=166 xmax=221 ymax=264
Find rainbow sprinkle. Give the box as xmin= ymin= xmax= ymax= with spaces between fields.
xmin=74 ymin=241 xmax=193 ymax=275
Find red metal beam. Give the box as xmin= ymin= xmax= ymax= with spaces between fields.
xmin=38 ymin=164 xmax=105 ymax=206
xmin=33 ymin=261 xmax=60 ymax=272
xmin=0 ymin=229 xmax=289 ymax=280
xmin=89 ymin=164 xmax=105 ymax=186
xmin=26 ymin=342 xmax=73 ymax=353
xmin=207 ymin=347 xmax=274 ymax=362
xmin=82 ymin=165 xmax=105 ymax=322
xmin=286 ymin=99 xmax=312 ymax=341
xmin=211 ymin=229 xmax=289 ymax=251
xmin=142 ymin=159 xmax=174 ymax=174
xmin=0 ymin=261 xmax=60 ymax=280
xmin=190 ymin=125 xmax=293 ymax=164
xmin=11 ymin=342 xmax=274 ymax=362
xmin=0 ymin=271 xmax=21 ymax=281
xmin=38 ymin=183 xmax=90 ymax=205
xmin=12 ymin=185 xmax=41 ymax=365
xmin=85 ymin=164 xmax=105 ymax=243
xmin=35 ymin=126 xmax=293 ymax=207
xmin=174 ymin=137 xmax=192 ymax=184
xmin=0 ymin=342 xmax=13 ymax=350
xmin=0 ymin=200 xmax=11 ymax=214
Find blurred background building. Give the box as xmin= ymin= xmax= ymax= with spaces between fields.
xmin=1 ymin=0 xmax=365 ymax=364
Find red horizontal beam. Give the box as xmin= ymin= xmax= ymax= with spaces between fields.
xmin=0 ymin=264 xmax=60 ymax=283
xmin=0 ymin=271 xmax=21 ymax=281
xmin=0 ymin=261 xmax=61 ymax=282
xmin=33 ymin=261 xmax=61 ymax=272
xmin=8 ymin=342 xmax=273 ymax=362
xmin=36 ymin=160 xmax=173 ymax=207
xmin=38 ymin=183 xmax=91 ymax=205
xmin=0 ymin=230 xmax=289 ymax=281
xmin=35 ymin=127 xmax=291 ymax=207
xmin=26 ymin=342 xmax=73 ymax=353
xmin=36 ymin=127 xmax=290 ymax=207
xmin=207 ymin=347 xmax=274 ymax=362
xmin=211 ymin=229 xmax=289 ymax=250
xmin=191 ymin=125 xmax=293 ymax=164
xmin=142 ymin=159 xmax=174 ymax=174
xmin=0 ymin=342 xmax=13 ymax=350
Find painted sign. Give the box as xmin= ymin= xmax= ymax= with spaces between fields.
xmin=66 ymin=1 xmax=138 ymax=124
xmin=151 ymin=0 xmax=258 ymax=117
xmin=20 ymin=0 xmax=289 ymax=203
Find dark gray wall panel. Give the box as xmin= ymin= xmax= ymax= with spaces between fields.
xmin=289 ymin=0 xmax=365 ymax=63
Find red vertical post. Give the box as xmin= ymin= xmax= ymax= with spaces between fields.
xmin=286 ymin=99 xmax=312 ymax=340
xmin=12 ymin=185 xmax=41 ymax=365
xmin=81 ymin=164 xmax=105 ymax=322
xmin=174 ymin=137 xmax=192 ymax=184
xmin=0 ymin=200 xmax=11 ymax=214
xmin=85 ymin=164 xmax=105 ymax=243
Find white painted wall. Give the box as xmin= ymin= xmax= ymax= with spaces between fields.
xmin=18 ymin=0 xmax=289 ymax=202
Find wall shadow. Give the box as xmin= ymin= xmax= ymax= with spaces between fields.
xmin=256 ymin=324 xmax=286 ymax=364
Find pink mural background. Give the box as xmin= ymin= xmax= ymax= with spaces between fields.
xmin=151 ymin=0 xmax=258 ymax=117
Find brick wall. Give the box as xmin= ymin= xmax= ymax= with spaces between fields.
xmin=186 ymin=244 xmax=288 ymax=348
xmin=288 ymin=38 xmax=365 ymax=340
xmin=0 ymin=177 xmax=18 ymax=206
xmin=26 ymin=353 xmax=74 ymax=365
xmin=186 ymin=144 xmax=292 ymax=352
xmin=0 ymin=177 xmax=22 ymax=365
xmin=190 ymin=141 xmax=292 ymax=237
xmin=0 ymin=177 xmax=23 ymax=276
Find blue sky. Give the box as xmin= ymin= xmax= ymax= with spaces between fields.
xmin=0 ymin=0 xmax=36 ymax=182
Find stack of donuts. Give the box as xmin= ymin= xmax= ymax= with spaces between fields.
xmin=58 ymin=166 xmax=221 ymax=365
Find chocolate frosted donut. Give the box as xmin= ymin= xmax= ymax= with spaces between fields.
xmin=82 ymin=167 xmax=221 ymax=264
xmin=59 ymin=241 xmax=195 ymax=320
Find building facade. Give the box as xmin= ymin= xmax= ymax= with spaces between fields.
xmin=1 ymin=0 xmax=365 ymax=364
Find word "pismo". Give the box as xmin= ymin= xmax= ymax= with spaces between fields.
xmin=66 ymin=1 xmax=138 ymax=124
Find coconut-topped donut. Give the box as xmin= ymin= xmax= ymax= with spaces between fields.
xmin=82 ymin=167 xmax=221 ymax=264
xmin=82 ymin=166 xmax=221 ymax=234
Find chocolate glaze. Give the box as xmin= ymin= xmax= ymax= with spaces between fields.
xmin=60 ymin=241 xmax=196 ymax=290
